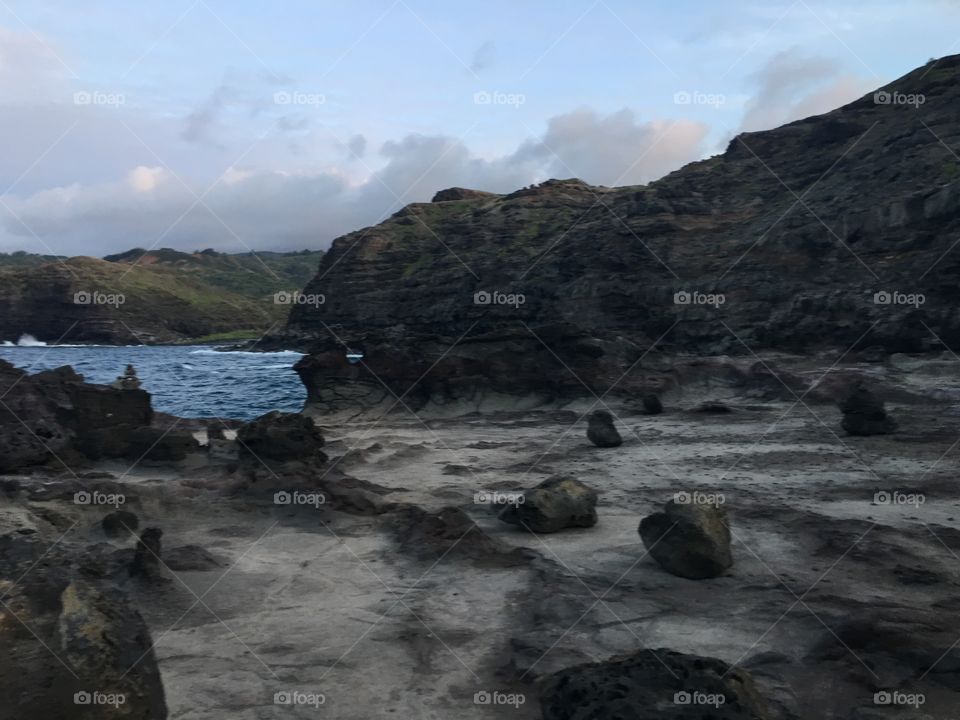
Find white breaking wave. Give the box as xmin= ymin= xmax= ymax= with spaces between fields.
xmin=16 ymin=334 xmax=46 ymax=347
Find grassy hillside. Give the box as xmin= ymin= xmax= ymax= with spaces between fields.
xmin=0 ymin=248 xmax=324 ymax=345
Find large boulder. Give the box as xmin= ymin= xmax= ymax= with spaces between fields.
xmin=839 ymin=382 xmax=897 ymax=436
xmin=0 ymin=534 xmax=167 ymax=718
xmin=236 ymin=411 xmax=326 ymax=463
xmin=498 ymin=476 xmax=598 ymax=533
xmin=540 ymin=648 xmax=771 ymax=719
xmin=586 ymin=410 xmax=622 ymax=447
xmin=639 ymin=499 xmax=732 ymax=579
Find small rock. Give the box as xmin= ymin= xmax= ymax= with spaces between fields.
xmin=101 ymin=510 xmax=138 ymax=538
xmin=839 ymin=382 xmax=897 ymax=436
xmin=586 ymin=410 xmax=622 ymax=447
xmin=639 ymin=499 xmax=732 ymax=579
xmin=694 ymin=400 xmax=732 ymax=413
xmin=165 ymin=545 xmax=224 ymax=571
xmin=129 ymin=527 xmax=163 ymax=579
xmin=642 ymin=393 xmax=663 ymax=415
xmin=499 ymin=476 xmax=598 ymax=533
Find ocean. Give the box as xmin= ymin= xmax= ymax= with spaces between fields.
xmin=0 ymin=336 xmax=305 ymax=420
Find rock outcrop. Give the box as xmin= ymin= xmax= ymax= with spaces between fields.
xmin=0 ymin=534 xmax=168 ymax=718
xmin=498 ymin=476 xmax=598 ymax=533
xmin=539 ymin=648 xmax=771 ymax=719
xmin=0 ymin=360 xmax=153 ymax=472
xmin=273 ymin=55 xmax=960 ymax=413
xmin=586 ymin=410 xmax=622 ymax=447
xmin=639 ymin=499 xmax=733 ymax=579
xmin=235 ymin=411 xmax=326 ymax=463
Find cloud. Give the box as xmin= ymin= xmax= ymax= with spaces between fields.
xmin=0 ymin=107 xmax=708 ymax=255
xmin=739 ymin=48 xmax=875 ymax=132
xmin=347 ymin=134 xmax=367 ymax=160
xmin=514 ymin=108 xmax=709 ymax=186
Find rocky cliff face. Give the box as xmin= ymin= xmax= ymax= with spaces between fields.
xmin=283 ymin=55 xmax=960 ymax=413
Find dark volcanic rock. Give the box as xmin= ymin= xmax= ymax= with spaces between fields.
xmin=236 ymin=411 xmax=326 ymax=463
xmin=0 ymin=534 xmax=167 ymax=719
xmin=101 ymin=510 xmax=139 ymax=538
xmin=0 ymin=360 xmax=153 ymax=470
xmin=498 ymin=476 xmax=598 ymax=533
xmin=586 ymin=410 xmax=622 ymax=447
xmin=642 ymin=393 xmax=663 ymax=414
xmin=431 ymin=187 xmax=499 ymax=202
xmin=125 ymin=426 xmax=200 ymax=462
xmin=165 ymin=545 xmax=224 ymax=571
xmin=277 ymin=55 xmax=960 ymax=411
xmin=639 ymin=499 xmax=733 ymax=579
xmin=839 ymin=382 xmax=897 ymax=436
xmin=130 ymin=527 xmax=163 ymax=579
xmin=540 ymin=648 xmax=771 ymax=720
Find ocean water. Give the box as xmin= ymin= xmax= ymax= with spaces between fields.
xmin=0 ymin=336 xmax=305 ymax=420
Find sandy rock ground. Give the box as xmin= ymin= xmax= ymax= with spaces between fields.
xmin=4 ymin=357 xmax=960 ymax=719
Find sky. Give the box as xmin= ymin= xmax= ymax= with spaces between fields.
xmin=0 ymin=0 xmax=958 ymax=256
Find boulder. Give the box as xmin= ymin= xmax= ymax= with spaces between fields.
xmin=236 ymin=411 xmax=326 ymax=463
xmin=499 ymin=476 xmax=598 ymax=533
xmin=839 ymin=383 xmax=897 ymax=436
xmin=586 ymin=410 xmax=622 ymax=448
xmin=642 ymin=393 xmax=663 ymax=415
xmin=101 ymin=510 xmax=139 ymax=538
xmin=639 ymin=499 xmax=732 ymax=579
xmin=0 ymin=534 xmax=167 ymax=719
xmin=540 ymin=648 xmax=771 ymax=719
